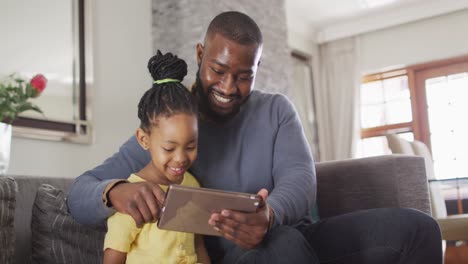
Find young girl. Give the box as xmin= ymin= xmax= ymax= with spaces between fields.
xmin=103 ymin=51 xmax=210 ymax=264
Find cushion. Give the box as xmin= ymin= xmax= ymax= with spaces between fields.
xmin=31 ymin=184 xmax=105 ymax=264
xmin=386 ymin=134 xmax=414 ymax=155
xmin=411 ymin=140 xmax=447 ymax=217
xmin=411 ymin=140 xmax=435 ymax=179
xmin=0 ymin=177 xmax=17 ymax=264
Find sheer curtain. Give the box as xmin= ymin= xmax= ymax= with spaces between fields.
xmin=315 ymin=37 xmax=361 ymax=161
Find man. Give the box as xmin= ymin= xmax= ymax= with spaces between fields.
xmin=68 ymin=11 xmax=442 ymax=264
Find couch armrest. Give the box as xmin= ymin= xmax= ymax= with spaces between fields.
xmin=315 ymin=155 xmax=431 ymax=219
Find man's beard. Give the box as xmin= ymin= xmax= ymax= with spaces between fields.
xmin=193 ymin=69 xmax=240 ymax=124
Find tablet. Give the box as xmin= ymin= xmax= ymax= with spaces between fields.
xmin=157 ymin=184 xmax=262 ymax=236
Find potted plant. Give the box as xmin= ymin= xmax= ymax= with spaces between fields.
xmin=0 ymin=74 xmax=47 ymax=174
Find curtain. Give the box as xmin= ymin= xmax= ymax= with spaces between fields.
xmin=315 ymin=37 xmax=361 ymax=161
xmin=290 ymin=56 xmax=320 ymax=161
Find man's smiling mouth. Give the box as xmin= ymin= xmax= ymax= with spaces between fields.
xmin=213 ymin=93 xmax=233 ymax=103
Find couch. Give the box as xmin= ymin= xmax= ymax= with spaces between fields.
xmin=386 ymin=133 xmax=468 ymax=241
xmin=0 ymin=155 xmax=431 ymax=264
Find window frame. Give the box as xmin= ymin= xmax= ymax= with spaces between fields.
xmin=360 ymin=54 xmax=468 ymax=153
xmin=360 ymin=68 xmax=418 ymax=140
xmin=9 ymin=0 xmax=93 ymax=144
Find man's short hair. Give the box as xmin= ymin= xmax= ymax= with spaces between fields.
xmin=206 ymin=11 xmax=263 ymax=45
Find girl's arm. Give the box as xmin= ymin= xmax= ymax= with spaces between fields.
xmin=103 ymin=248 xmax=126 ymax=264
xmin=195 ymin=235 xmax=211 ymax=264
xmin=103 ymin=212 xmax=141 ymax=264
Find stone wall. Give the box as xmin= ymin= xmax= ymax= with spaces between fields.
xmin=151 ymin=0 xmax=292 ymax=95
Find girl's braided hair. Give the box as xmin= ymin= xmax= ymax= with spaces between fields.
xmin=138 ymin=50 xmax=197 ymax=131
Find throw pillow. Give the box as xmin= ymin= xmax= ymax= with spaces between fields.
xmin=31 ymin=184 xmax=105 ymax=264
xmin=0 ymin=177 xmax=17 ymax=264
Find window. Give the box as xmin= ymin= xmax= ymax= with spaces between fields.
xmin=0 ymin=0 xmax=92 ymax=144
xmin=413 ymin=58 xmax=468 ymax=180
xmin=425 ymin=74 xmax=468 ymax=179
xmin=358 ymin=55 xmax=468 ymax=180
xmin=358 ymin=69 xmax=415 ymax=157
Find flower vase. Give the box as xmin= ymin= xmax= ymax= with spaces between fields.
xmin=0 ymin=122 xmax=12 ymax=175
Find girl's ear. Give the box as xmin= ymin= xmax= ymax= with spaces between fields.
xmin=136 ymin=128 xmax=150 ymax=150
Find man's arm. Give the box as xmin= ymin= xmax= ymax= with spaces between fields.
xmin=209 ymin=95 xmax=316 ymax=248
xmin=267 ymin=94 xmax=316 ymax=226
xmin=67 ymin=136 xmax=150 ymax=225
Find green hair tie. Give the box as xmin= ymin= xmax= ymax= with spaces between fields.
xmin=154 ymin=78 xmax=180 ymax=84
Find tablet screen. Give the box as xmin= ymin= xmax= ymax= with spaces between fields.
xmin=158 ymin=185 xmax=261 ymax=236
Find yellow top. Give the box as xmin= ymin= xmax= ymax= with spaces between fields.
xmin=104 ymin=173 xmax=200 ymax=264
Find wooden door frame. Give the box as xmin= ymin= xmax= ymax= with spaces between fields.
xmin=409 ymin=55 xmax=468 ymax=150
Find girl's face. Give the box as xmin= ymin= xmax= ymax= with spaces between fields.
xmin=137 ymin=113 xmax=198 ymax=185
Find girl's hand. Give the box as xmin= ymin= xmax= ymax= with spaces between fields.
xmin=195 ymin=235 xmax=211 ymax=264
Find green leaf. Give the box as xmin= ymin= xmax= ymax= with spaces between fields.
xmin=28 ymin=104 xmax=43 ymax=114
xmin=0 ymin=74 xmax=44 ymax=122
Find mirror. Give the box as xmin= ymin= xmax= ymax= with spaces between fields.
xmin=0 ymin=0 xmax=92 ymax=144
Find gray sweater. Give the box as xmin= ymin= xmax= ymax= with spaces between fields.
xmin=67 ymin=90 xmax=316 ymax=257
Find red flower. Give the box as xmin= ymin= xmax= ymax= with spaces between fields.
xmin=30 ymin=74 xmax=47 ymax=93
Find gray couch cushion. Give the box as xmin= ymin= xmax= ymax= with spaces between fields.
xmin=0 ymin=177 xmax=17 ymax=264
xmin=14 ymin=176 xmax=74 ymax=264
xmin=31 ymin=184 xmax=105 ymax=264
xmin=316 ymin=155 xmax=430 ymax=218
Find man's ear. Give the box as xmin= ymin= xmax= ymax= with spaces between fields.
xmin=136 ymin=128 xmax=150 ymax=150
xmin=196 ymin=43 xmax=204 ymax=66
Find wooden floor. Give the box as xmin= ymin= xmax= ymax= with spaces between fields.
xmin=445 ymin=243 xmax=468 ymax=264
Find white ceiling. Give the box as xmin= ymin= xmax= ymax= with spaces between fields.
xmin=285 ymin=0 xmax=468 ymax=43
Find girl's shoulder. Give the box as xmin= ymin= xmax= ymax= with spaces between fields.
xmin=181 ymin=172 xmax=200 ymax=188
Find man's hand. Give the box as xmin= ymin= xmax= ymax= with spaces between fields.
xmin=208 ymin=189 xmax=271 ymax=249
xmin=108 ymin=182 xmax=166 ymax=228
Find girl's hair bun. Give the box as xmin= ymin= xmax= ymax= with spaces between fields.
xmin=147 ymin=50 xmax=188 ymax=83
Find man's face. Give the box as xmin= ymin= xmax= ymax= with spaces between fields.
xmin=196 ymin=33 xmax=262 ymax=122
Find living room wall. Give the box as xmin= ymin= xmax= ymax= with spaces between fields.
xmin=151 ymin=0 xmax=292 ymax=95
xmin=8 ymin=0 xmax=303 ymax=178
xmin=8 ymin=0 xmax=153 ymax=177
xmin=360 ymin=9 xmax=468 ymax=73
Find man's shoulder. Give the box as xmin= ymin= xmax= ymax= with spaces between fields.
xmin=249 ymin=90 xmax=294 ymax=114
xmin=250 ymin=90 xmax=291 ymax=108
